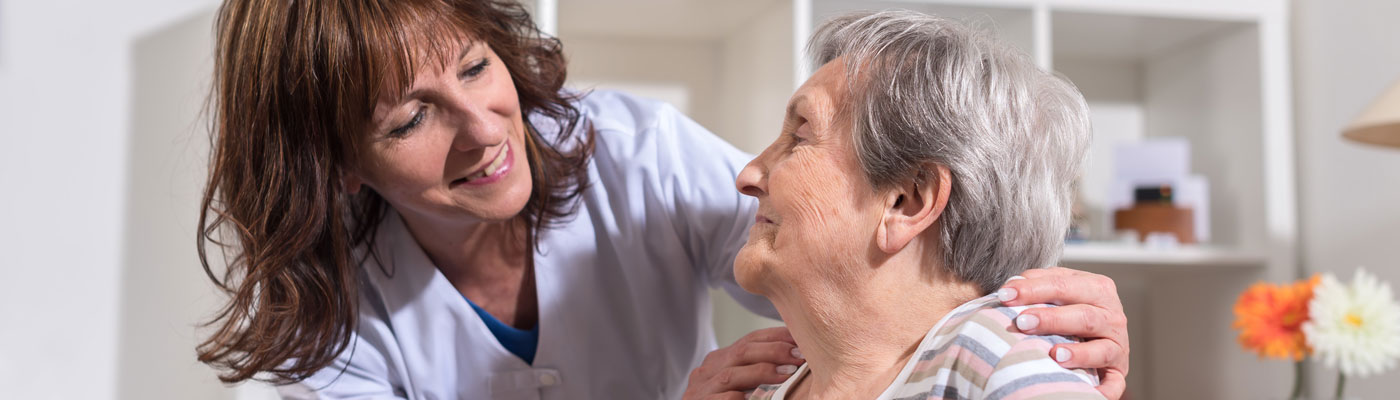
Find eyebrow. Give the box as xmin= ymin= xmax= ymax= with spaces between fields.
xmin=396 ymin=41 xmax=477 ymax=103
xmin=457 ymin=41 xmax=475 ymax=63
xmin=786 ymin=95 xmax=808 ymax=121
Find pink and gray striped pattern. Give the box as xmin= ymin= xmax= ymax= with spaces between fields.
xmin=749 ymin=294 xmax=1103 ymax=400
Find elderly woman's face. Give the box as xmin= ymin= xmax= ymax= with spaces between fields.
xmin=733 ymin=60 xmax=886 ymax=295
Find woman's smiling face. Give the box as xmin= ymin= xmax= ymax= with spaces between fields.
xmin=733 ymin=59 xmax=886 ymax=296
xmin=349 ymin=38 xmax=533 ymax=226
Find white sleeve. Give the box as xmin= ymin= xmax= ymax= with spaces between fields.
xmin=647 ymin=103 xmax=780 ymax=320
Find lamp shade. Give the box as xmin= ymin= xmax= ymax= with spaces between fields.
xmin=1343 ymin=79 xmax=1400 ymax=148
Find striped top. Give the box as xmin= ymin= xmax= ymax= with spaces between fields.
xmin=749 ymin=294 xmax=1104 ymax=400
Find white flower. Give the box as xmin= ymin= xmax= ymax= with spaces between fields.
xmin=1303 ymin=268 xmax=1400 ymax=377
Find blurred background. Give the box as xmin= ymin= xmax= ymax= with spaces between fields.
xmin=1 ymin=0 xmax=1398 ymax=398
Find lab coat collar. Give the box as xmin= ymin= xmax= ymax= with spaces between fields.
xmin=362 ymin=210 xmax=533 ymax=369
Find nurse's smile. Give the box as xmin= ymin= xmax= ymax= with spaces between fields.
xmin=454 ymin=141 xmax=514 ymax=187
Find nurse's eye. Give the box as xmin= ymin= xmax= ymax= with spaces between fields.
xmin=388 ymin=105 xmax=428 ymax=138
xmin=460 ymin=58 xmax=490 ymax=80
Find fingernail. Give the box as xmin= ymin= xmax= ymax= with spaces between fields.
xmin=1054 ymin=347 xmax=1072 ymax=363
xmin=1015 ymin=314 xmax=1039 ymax=331
xmin=791 ymin=347 xmax=804 ymax=359
xmin=777 ymin=364 xmax=798 ymax=374
xmin=996 ymin=287 xmax=1018 ymax=302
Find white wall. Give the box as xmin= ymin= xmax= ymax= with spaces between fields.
xmin=559 ymin=4 xmax=799 ymax=347
xmin=0 ymin=1 xmax=232 ymax=399
xmin=1293 ymin=0 xmax=1400 ymax=397
xmin=119 ymin=8 xmax=247 ymax=400
xmin=562 ymin=35 xmax=723 ymax=131
xmin=709 ymin=1 xmax=796 ymax=346
xmin=716 ymin=0 xmax=794 ymax=156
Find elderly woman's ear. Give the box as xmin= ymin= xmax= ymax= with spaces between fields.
xmin=876 ymin=164 xmax=952 ymax=254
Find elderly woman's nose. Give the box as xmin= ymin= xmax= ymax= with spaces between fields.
xmin=735 ymin=159 xmax=767 ymax=198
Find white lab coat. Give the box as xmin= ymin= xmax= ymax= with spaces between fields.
xmin=278 ymin=91 xmax=778 ymax=400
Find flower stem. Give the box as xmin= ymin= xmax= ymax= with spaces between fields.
xmin=1334 ymin=373 xmax=1346 ymax=400
xmin=1290 ymin=361 xmax=1303 ymax=400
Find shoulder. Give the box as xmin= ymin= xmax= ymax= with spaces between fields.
xmin=936 ymin=302 xmax=1079 ymax=358
xmin=907 ymin=298 xmax=1102 ymax=399
xmin=576 ymin=89 xmax=687 ymax=138
xmin=573 ymin=89 xmax=749 ymax=196
xmin=916 ymin=297 xmax=1028 ymax=380
xmin=576 ymin=89 xmax=744 ymax=158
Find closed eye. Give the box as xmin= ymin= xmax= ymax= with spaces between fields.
xmin=460 ymin=58 xmax=489 ymax=80
xmin=388 ymin=105 xmax=427 ymax=137
xmin=788 ymin=118 xmax=809 ymax=147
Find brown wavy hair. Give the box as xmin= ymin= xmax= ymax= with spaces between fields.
xmin=196 ymin=0 xmax=594 ymax=384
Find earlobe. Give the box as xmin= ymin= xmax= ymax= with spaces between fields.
xmin=343 ymin=173 xmax=364 ymax=195
xmin=876 ymin=190 xmax=917 ymax=254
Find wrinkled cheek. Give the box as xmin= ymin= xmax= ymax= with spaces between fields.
xmin=786 ymin=183 xmax=843 ymax=242
xmin=780 ymin=170 xmax=868 ymax=268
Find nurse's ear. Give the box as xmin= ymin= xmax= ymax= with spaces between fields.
xmin=342 ymin=171 xmax=364 ymax=195
xmin=875 ymin=164 xmax=952 ymax=255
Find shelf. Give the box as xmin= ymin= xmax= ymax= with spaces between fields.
xmin=557 ymin=0 xmax=782 ymax=40
xmin=811 ymin=0 xmax=1037 ymax=60
xmin=1060 ymin=242 xmax=1266 ymax=268
xmin=1052 ymin=10 xmax=1250 ymax=62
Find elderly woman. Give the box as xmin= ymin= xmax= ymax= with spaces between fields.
xmin=732 ymin=11 xmax=1102 ymax=399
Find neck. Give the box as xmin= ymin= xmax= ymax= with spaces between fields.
xmin=399 ymin=210 xmax=530 ymax=278
xmin=396 ymin=208 xmax=537 ymax=328
xmin=773 ymin=250 xmax=980 ymax=399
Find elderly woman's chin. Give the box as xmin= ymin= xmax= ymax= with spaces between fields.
xmin=733 ymin=243 xmax=773 ymax=295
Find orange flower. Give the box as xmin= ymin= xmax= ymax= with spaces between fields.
xmin=1233 ymin=275 xmax=1321 ymax=360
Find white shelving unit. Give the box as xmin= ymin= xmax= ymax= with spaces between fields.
xmin=1063 ymin=242 xmax=1266 ymax=268
xmin=534 ymin=1 xmax=1296 ymax=398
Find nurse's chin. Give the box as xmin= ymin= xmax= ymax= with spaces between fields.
xmin=444 ymin=176 xmax=535 ymax=222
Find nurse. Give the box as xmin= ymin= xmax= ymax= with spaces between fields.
xmin=195 ymin=0 xmax=1130 ymax=399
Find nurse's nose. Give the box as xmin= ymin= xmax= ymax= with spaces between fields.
xmin=447 ymin=96 xmax=506 ymax=152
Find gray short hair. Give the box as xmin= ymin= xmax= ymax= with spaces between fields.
xmin=809 ymin=11 xmax=1091 ymax=294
